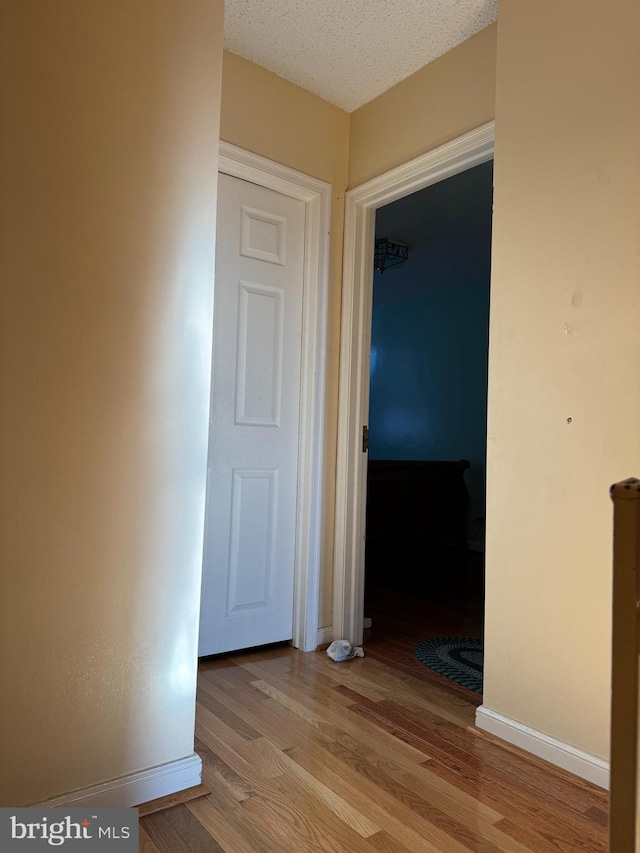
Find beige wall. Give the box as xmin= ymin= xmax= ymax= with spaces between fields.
xmin=221 ymin=51 xmax=349 ymax=189
xmin=348 ymin=24 xmax=496 ymax=188
xmin=484 ymin=0 xmax=640 ymax=759
xmin=0 ymin=0 xmax=224 ymax=805
xmin=221 ymin=52 xmax=350 ymax=628
xmin=3 ymin=0 xmax=627 ymax=805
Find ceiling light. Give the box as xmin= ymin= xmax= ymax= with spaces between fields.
xmin=374 ymin=238 xmax=409 ymax=274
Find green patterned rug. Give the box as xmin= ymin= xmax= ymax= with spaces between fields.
xmin=414 ymin=637 xmax=483 ymax=693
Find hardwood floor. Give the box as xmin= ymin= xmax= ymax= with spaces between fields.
xmin=140 ymin=590 xmax=609 ymax=852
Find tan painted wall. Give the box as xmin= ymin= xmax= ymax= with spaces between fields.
xmin=484 ymin=0 xmax=640 ymax=759
xmin=348 ymin=24 xmax=497 ymax=188
xmin=221 ymin=52 xmax=350 ymax=628
xmin=0 ymin=0 xmax=224 ymax=805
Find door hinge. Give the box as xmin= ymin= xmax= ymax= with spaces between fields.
xmin=362 ymin=425 xmax=369 ymax=453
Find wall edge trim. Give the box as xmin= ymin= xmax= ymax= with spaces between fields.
xmin=32 ymin=753 xmax=203 ymax=808
xmin=316 ymin=626 xmax=334 ymax=648
xmin=475 ymin=705 xmax=609 ymax=789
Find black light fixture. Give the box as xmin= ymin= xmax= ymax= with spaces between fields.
xmin=374 ymin=238 xmax=409 ymax=274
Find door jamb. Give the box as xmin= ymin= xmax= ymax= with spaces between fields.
xmin=217 ymin=141 xmax=331 ymax=652
xmin=333 ymin=122 xmax=495 ymax=645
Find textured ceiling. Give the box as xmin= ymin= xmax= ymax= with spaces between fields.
xmin=224 ymin=0 xmax=498 ymax=112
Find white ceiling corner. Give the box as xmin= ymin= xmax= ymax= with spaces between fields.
xmin=223 ymin=0 xmax=498 ymax=112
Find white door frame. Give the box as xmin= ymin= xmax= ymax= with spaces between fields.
xmin=216 ymin=141 xmax=331 ymax=652
xmin=332 ymin=121 xmax=495 ymax=645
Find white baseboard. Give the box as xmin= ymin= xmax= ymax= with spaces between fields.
xmin=475 ymin=706 xmax=609 ymax=790
xmin=35 ymin=753 xmax=202 ymax=808
xmin=316 ymin=626 xmax=333 ymax=647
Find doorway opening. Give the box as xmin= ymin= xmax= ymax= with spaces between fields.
xmin=363 ymin=160 xmax=493 ymax=687
xmin=333 ymin=122 xmax=495 ymax=684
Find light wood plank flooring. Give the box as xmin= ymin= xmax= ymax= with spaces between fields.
xmin=140 ymin=617 xmax=608 ymax=852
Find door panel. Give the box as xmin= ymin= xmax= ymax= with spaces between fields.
xmin=199 ymin=173 xmax=305 ymax=656
xmin=235 ymin=281 xmax=284 ymax=426
xmin=227 ymin=468 xmax=277 ymax=615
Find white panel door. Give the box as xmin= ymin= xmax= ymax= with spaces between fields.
xmin=199 ymin=173 xmax=305 ymax=656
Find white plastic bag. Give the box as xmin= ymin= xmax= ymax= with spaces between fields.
xmin=326 ymin=640 xmax=364 ymax=662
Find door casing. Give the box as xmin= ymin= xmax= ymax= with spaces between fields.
xmin=212 ymin=142 xmax=331 ymax=652
xmin=333 ymin=122 xmax=495 ymax=646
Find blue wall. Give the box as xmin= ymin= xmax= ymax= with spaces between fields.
xmin=369 ymin=161 xmax=493 ymax=520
